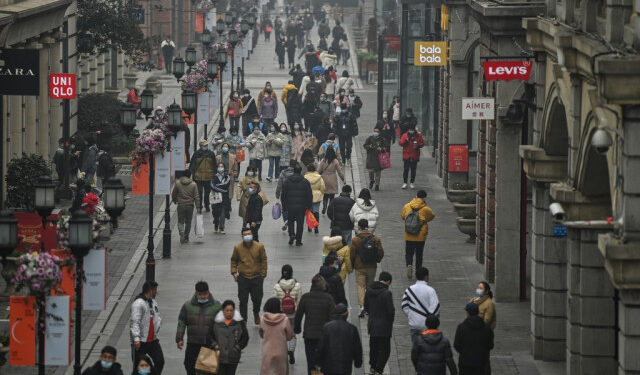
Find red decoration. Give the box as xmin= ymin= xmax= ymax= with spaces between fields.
xmin=482 ymin=61 xmax=532 ymax=81
xmin=49 ymin=73 xmax=77 ymax=99
xmin=82 ymin=193 xmax=100 ymax=215
xmin=448 ymin=145 xmax=469 ymax=173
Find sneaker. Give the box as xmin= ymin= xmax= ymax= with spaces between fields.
xmin=295 ymin=241 xmax=303 ymax=246
xmin=322 ymin=205 xmax=327 ymax=214
xmin=369 ymin=180 xmax=374 ymax=189
xmin=282 ymin=223 xmax=288 ymax=231
xmin=314 ymin=227 xmax=319 ymax=234
xmin=288 ymin=351 xmax=295 ymax=365
xmin=219 ymin=229 xmax=226 ymax=235
xmin=407 ymin=265 xmax=413 ymax=279
xmin=358 ymin=308 xmax=366 ymax=318
xmin=410 ymin=183 xmax=415 ymax=189
xmin=289 ymin=237 xmax=295 ymax=245
xmin=266 ymin=177 xmax=272 ymax=182
xmin=375 ymin=184 xmax=379 ymax=191
xmin=253 ymin=311 xmax=260 ymax=325
xmin=401 ymin=183 xmax=407 ymax=189
xmin=179 ymin=234 xmax=185 ymax=244
xmin=214 ymin=225 xmax=219 ymax=232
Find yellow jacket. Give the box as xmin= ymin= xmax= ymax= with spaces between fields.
xmin=474 ymin=295 xmax=496 ymax=329
xmin=304 ymin=171 xmax=325 ymax=203
xmin=401 ymin=198 xmax=436 ymax=242
xmin=322 ymin=236 xmax=352 ymax=283
xmin=281 ymin=84 xmax=297 ymax=104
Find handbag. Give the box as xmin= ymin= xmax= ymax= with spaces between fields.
xmin=195 ymin=214 xmax=204 ymax=238
xmin=236 ymin=149 xmax=245 ymax=163
xmin=194 ymin=346 xmax=220 ymax=374
xmin=378 ymin=151 xmax=391 ymax=169
xmin=305 ymin=209 xmax=319 ymax=229
xmin=272 ymin=202 xmax=282 ymax=219
xmin=210 ymin=191 xmax=223 ymax=205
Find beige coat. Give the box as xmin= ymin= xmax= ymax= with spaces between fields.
xmin=304 ymin=171 xmax=326 ymax=203
xmin=237 ymin=176 xmax=259 ymax=219
xmin=474 ymin=295 xmax=496 ymax=329
xmin=292 ymin=133 xmax=306 ymax=162
xmin=259 ymin=313 xmax=294 ymax=375
xmin=216 ymin=153 xmax=239 ymax=199
xmin=318 ymin=158 xmax=344 ymax=195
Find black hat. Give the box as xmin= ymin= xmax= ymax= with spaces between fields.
xmin=333 ymin=303 xmax=348 ymax=315
xmin=465 ymin=302 xmax=479 ymax=315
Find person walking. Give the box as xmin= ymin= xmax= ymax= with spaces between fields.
xmin=289 ymin=65 xmax=306 ymax=89
xmin=347 ymin=89 xmax=363 ymax=118
xmin=231 ymin=227 xmax=268 ymax=324
xmin=246 ymin=125 xmax=267 ymax=181
xmin=81 ymin=136 xmax=99 ymax=183
xmin=364 ymin=272 xmax=394 ymax=375
xmin=380 ymin=110 xmax=396 ymax=145
xmin=350 ymin=188 xmax=379 ymax=234
xmin=454 ymin=303 xmax=494 ymax=375
xmin=412 ymin=315 xmax=458 ymax=375
xmin=225 ymin=91 xmax=244 ymax=130
xmin=327 ymin=185 xmax=355 ymax=243
xmin=402 ymin=267 xmax=440 ymax=344
xmin=334 ymin=103 xmax=357 ymax=162
xmin=281 ymin=165 xmax=313 ymax=246
xmin=276 ymin=159 xmax=297 ymax=231
xmin=319 ymin=254 xmax=347 ymax=305
xmin=278 ymin=123 xmax=293 ymax=175
xmin=266 ymin=124 xmax=285 ymax=181
xmin=211 ymin=163 xmax=231 ymax=234
xmin=82 ymin=346 xmax=124 ymax=375
xmin=304 ymin=164 xmax=325 ymax=234
xmin=294 ymin=274 xmax=336 ymax=375
xmin=260 ymin=298 xmax=295 ymax=375
xmin=273 ymin=264 xmax=303 ymax=365
xmin=401 ymin=190 xmax=436 ymax=279
xmin=189 ymin=139 xmax=216 ymax=211
xmin=339 ymin=36 xmax=350 ymax=65
xmin=286 ymin=36 xmax=297 ymax=69
xmin=210 ymin=300 xmax=249 ymax=375
xmin=318 ymin=133 xmax=342 ymax=164
xmin=335 ymin=70 xmax=355 ymax=93
xmin=472 ymin=281 xmax=496 ymax=330
xmin=318 ymin=146 xmax=345 ymax=214
xmin=171 ymin=171 xmax=200 ymax=244
xmin=363 ymin=123 xmax=387 ymax=191
xmin=130 ymin=281 xmax=164 ymax=374
xmin=216 ymin=143 xmax=239 ymax=206
xmin=258 ymin=82 xmax=279 ymax=130
xmin=245 ymin=182 xmax=264 ymax=241
xmin=399 ymin=125 xmax=424 ymax=189
xmin=241 ymin=89 xmax=259 ymax=136
xmin=291 ymin=122 xmax=306 ymax=162
xmin=237 ymin=167 xmax=259 ymax=224
xmin=317 ymin=303 xmax=363 ymax=375
xmin=176 ymin=281 xmax=222 ymax=375
xmin=399 ymin=107 xmax=418 ymax=134
xmin=350 ymin=219 xmax=384 ymax=317
xmin=322 ymin=227 xmax=352 ymax=283
xmin=160 ymin=38 xmax=175 ymax=74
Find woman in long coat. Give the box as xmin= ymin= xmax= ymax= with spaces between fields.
xmin=259 ymin=298 xmax=294 ymax=375
xmin=317 ymin=146 xmax=345 ymax=214
xmin=237 ymin=166 xmax=259 ymax=221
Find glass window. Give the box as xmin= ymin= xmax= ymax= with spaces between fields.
xmin=408 ymin=5 xmax=425 ymax=37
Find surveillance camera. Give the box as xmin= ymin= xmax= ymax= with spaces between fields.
xmin=549 ymin=202 xmax=565 ymax=221
xmin=591 ymin=128 xmax=612 ymax=155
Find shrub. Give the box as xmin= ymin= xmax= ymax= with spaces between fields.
xmin=78 ymin=93 xmax=123 ymax=136
xmin=451 ymin=182 xmax=476 ymax=190
xmin=5 ymin=154 xmax=52 ymax=211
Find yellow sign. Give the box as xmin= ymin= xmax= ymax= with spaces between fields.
xmin=414 ymin=41 xmax=447 ymax=66
xmin=441 ymin=5 xmax=449 ymax=31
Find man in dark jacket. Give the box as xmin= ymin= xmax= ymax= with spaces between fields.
xmin=319 ymin=254 xmax=347 ymax=306
xmin=364 ymin=272 xmax=394 ymax=375
xmin=82 ymin=346 xmax=124 ymax=375
xmin=399 ymin=107 xmax=418 ymax=135
xmin=318 ymin=303 xmax=363 ymax=375
xmin=327 ymin=185 xmax=356 ymax=243
xmin=281 ymin=166 xmax=313 ymax=245
xmin=241 ymin=89 xmax=259 ymax=137
xmin=295 ymin=274 xmax=335 ymax=375
xmin=246 ymin=182 xmax=264 ymax=242
xmin=289 ymin=64 xmax=306 ymax=88
xmin=454 ymin=303 xmax=494 ymax=375
xmin=276 ymin=159 xmax=298 ymax=231
xmin=412 ymin=315 xmax=457 ymax=375
xmin=334 ymin=105 xmax=357 ymax=162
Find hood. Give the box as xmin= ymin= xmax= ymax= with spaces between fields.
xmin=277 ymin=278 xmax=298 ymax=291
xmin=355 ymin=198 xmax=376 ymax=211
xmin=319 ymin=265 xmax=338 ymax=278
xmin=463 ymin=315 xmax=487 ymax=330
xmin=368 ymin=281 xmax=389 ymax=297
xmin=422 ymin=331 xmax=444 ymax=345
xmin=179 ymin=176 xmax=193 ymax=185
xmin=214 ymin=309 xmax=243 ymax=323
xmin=323 ymin=235 xmax=343 ymax=247
xmin=288 ymin=174 xmax=305 ymax=183
xmin=262 ymin=312 xmax=287 ymax=326
xmin=305 ymin=172 xmax=322 ymax=184
xmin=409 ymin=198 xmax=426 ymax=210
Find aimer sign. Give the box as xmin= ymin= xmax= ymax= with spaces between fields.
xmin=462 ymin=98 xmax=495 ymax=120
xmin=49 ymin=74 xmax=77 ymax=99
xmin=414 ymin=41 xmax=447 ymax=66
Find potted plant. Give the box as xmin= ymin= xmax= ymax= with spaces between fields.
xmin=453 ymin=194 xmax=476 ymax=218
xmin=447 ymin=181 xmax=476 ymax=203
xmin=456 ymin=213 xmax=477 ymax=243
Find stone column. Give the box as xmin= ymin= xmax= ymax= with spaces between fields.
xmin=37 ymin=42 xmax=51 ymax=159
xmin=104 ymin=50 xmax=111 ymax=90
xmin=117 ymin=52 xmax=124 ymax=89
xmin=97 ymin=53 xmax=105 ymax=93
xmin=89 ymin=55 xmax=98 ymax=93
xmin=9 ymin=97 xmax=23 ymax=159
xmin=24 ymin=96 xmax=37 ymax=155
xmin=49 ymin=40 xmax=63 ymax=154
xmin=618 ymin=290 xmax=640 ymax=374
xmin=80 ymin=56 xmax=90 ymax=95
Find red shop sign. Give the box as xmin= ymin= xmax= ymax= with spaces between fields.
xmin=49 ymin=73 xmax=77 ymax=99
xmin=482 ymin=60 xmax=532 ymax=81
xmin=448 ymin=145 xmax=469 ymax=173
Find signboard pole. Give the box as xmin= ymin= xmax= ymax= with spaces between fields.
xmin=146 ymin=155 xmax=156 ymax=282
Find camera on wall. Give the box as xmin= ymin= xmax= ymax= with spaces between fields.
xmin=591 ymin=128 xmax=613 ymax=155
xmin=549 ymin=202 xmax=566 ymax=221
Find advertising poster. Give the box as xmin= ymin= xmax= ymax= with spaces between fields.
xmin=197 ymin=91 xmax=210 ymax=125
xmin=83 ymin=249 xmax=106 ymax=311
xmin=9 ymin=296 xmax=36 ymax=366
xmin=154 ymin=152 xmax=171 ymax=195
xmin=45 ymin=295 xmax=70 ymax=365
xmin=15 ymin=212 xmax=58 ymax=252
xmin=131 ymin=159 xmax=149 ymax=195
xmin=171 ymin=131 xmax=186 ymax=174
xmin=51 ymin=249 xmax=75 ymax=312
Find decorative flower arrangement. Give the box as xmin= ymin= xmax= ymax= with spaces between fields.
xmin=181 ymin=59 xmax=209 ymax=92
xmin=57 ymin=209 xmax=104 ymax=250
xmin=82 ymin=193 xmax=100 ymax=215
xmin=130 ymin=127 xmax=172 ymax=169
xmin=195 ymin=0 xmax=214 ymax=12
xmin=13 ymin=252 xmax=63 ymax=295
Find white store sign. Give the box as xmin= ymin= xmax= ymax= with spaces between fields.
xmin=462 ymin=97 xmax=495 ymax=120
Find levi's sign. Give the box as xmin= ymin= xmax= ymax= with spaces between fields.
xmin=414 ymin=41 xmax=447 ymax=66
xmin=482 ymin=60 xmax=532 ymax=81
xmin=49 ymin=74 xmax=77 ymax=99
xmin=462 ymin=98 xmax=495 ymax=120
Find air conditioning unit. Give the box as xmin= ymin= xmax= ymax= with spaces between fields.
xmin=368 ymin=71 xmax=378 ymax=85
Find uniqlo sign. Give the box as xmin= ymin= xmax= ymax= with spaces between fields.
xmin=49 ymin=73 xmax=76 ymax=99
xmin=482 ymin=60 xmax=532 ymax=81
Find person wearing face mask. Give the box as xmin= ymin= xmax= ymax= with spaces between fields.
xmin=211 ymin=162 xmax=231 ymax=234
xmin=225 ymin=91 xmax=244 ymax=131
xmin=317 ymin=93 xmax=335 ymax=122
xmin=246 ymin=125 xmax=267 ymax=181
xmin=380 ymin=110 xmax=395 ymax=144
xmin=231 ymin=227 xmax=268 ymax=324
xmin=211 ymin=300 xmax=249 ymax=375
xmin=333 ymin=88 xmax=350 ymax=111
xmin=176 ymin=281 xmax=222 ymax=375
xmin=348 ymin=89 xmax=363 ymax=118
xmin=216 ymin=142 xmax=239 ymax=190
xmin=237 ymin=167 xmax=259 ymax=222
xmin=258 ymin=82 xmax=278 ymax=131
xmin=399 ymin=125 xmax=424 ymax=189
xmin=245 ymin=182 xmax=264 ymax=241
xmin=278 ymin=124 xmax=293 ymax=175
xmin=471 ymin=281 xmax=496 ymax=329
xmin=334 ymin=104 xmax=357 ymax=162
xmin=266 ymin=125 xmax=284 ymax=181
xmin=399 ymin=107 xmax=418 ymax=135
xmin=189 ymin=139 xmax=216 ymax=212
xmin=388 ymin=96 xmax=401 ymax=130
xmin=363 ymin=123 xmax=388 ymax=191
xmin=241 ymin=89 xmax=258 ymax=137
xmin=82 ymin=346 xmax=124 ymax=375
xmin=130 ymin=281 xmax=164 ymax=373
xmin=290 ymin=122 xmax=306 ymax=162
xmin=132 ymin=354 xmax=157 ymax=375
xmin=319 ymin=254 xmax=347 ymax=306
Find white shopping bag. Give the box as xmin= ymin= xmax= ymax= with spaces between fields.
xmin=195 ymin=214 xmax=204 ymax=238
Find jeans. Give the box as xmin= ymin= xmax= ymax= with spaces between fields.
xmin=304 ymin=338 xmax=320 ymax=372
xmin=355 ymin=267 xmax=377 ymax=307
xmin=341 ymin=49 xmax=349 ymax=65
xmin=218 ymin=363 xmax=238 ymax=375
xmin=369 ymin=336 xmax=391 ymax=373
xmin=288 ymin=211 xmax=305 ymax=243
xmin=403 ymin=160 xmax=418 ymax=183
xmin=338 ymin=135 xmax=353 ymax=161
xmin=212 ymin=199 xmax=228 ymax=230
xmin=250 ymin=158 xmax=263 ymax=179
xmin=368 ymin=169 xmax=381 ymax=185
xmin=184 ymin=343 xmax=202 ymax=375
xmin=229 ymin=116 xmax=240 ymax=130
xmin=341 ymin=229 xmax=352 ymax=245
xmin=133 ymin=340 xmax=165 ymax=374
xmin=268 ymin=156 xmax=281 ymax=178
xmin=195 ymin=180 xmax=211 ymax=209
xmin=237 ymin=275 xmax=263 ymax=320
xmin=250 ymin=223 xmax=261 ymax=242
xmin=177 ymin=205 xmax=195 ymax=240
xmin=405 ymin=241 xmax=425 ymax=270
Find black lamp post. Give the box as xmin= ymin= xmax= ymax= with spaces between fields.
xmin=163 ymin=102 xmax=182 ymax=259
xmin=182 ymin=90 xmax=197 ymax=149
xmin=146 ymin=152 xmax=155 ymax=282
xmin=102 ymin=178 xmax=125 ymax=229
xmin=140 ymin=89 xmax=154 ymax=120
xmin=240 ymin=19 xmax=249 ymax=91
xmin=120 ymin=103 xmax=138 ymax=136
xmin=201 ymin=29 xmax=212 ymax=57
xmin=68 ymin=209 xmax=93 ymax=375
xmin=216 ymin=48 xmax=227 ymax=133
xmin=185 ymin=46 xmax=197 ymax=69
xmin=228 ymin=29 xmax=239 ymax=93
xmin=224 ymin=11 xmax=234 ymax=26
xmin=0 ymin=210 xmax=18 ymax=262
xmin=216 ymin=21 xmax=226 ymax=36
xmin=173 ymin=56 xmax=185 ymax=82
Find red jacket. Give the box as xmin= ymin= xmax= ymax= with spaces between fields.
xmin=399 ymin=132 xmax=424 ymax=161
xmin=127 ymin=89 xmax=140 ymax=107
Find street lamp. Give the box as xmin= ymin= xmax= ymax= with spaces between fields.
xmin=228 ymin=29 xmax=239 ymax=93
xmin=102 ymin=178 xmax=125 ymax=229
xmin=216 ymin=48 xmax=227 ymax=133
xmin=120 ymin=103 xmax=137 ymax=135
xmin=0 ymin=210 xmax=18 ymax=261
xmin=239 ymin=19 xmax=249 ymax=91
xmin=225 ymin=11 xmax=234 ymax=26
xmin=173 ymin=56 xmax=185 ymax=82
xmin=163 ymin=101 xmax=182 ymax=259
xmin=182 ymin=90 xmax=197 ymax=150
xmin=246 ymin=13 xmax=256 ymax=28
xmin=185 ymin=46 xmax=197 ymax=68
xmin=201 ymin=29 xmax=212 ymax=57
xmin=216 ymin=21 xmax=226 ymax=36
xmin=167 ymin=101 xmax=183 ymax=134
xmin=241 ymin=19 xmax=249 ymax=36
xmin=207 ymin=57 xmax=218 ymax=79
xmin=140 ymin=89 xmax=154 ymax=119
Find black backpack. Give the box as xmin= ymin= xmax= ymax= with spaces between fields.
xmin=358 ymin=234 xmax=378 ymax=264
xmin=96 ymin=151 xmax=115 ymax=179
xmin=287 ymin=88 xmax=299 ymax=105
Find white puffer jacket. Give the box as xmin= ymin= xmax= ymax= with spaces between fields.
xmin=130 ymin=296 xmax=161 ymax=343
xmin=273 ymin=278 xmax=302 ymax=318
xmin=349 ymin=198 xmax=379 ymax=233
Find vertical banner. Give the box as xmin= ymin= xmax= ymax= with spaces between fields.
xmin=51 ymin=249 xmax=75 ymax=312
xmin=171 ymin=131 xmax=186 ymax=174
xmin=197 ymin=91 xmax=210 ymax=125
xmin=132 ymin=159 xmax=149 ymax=195
xmin=9 ymin=296 xmax=36 ymax=366
xmin=154 ymin=152 xmax=171 ymax=195
xmin=243 ymin=38 xmax=249 ymax=58
xmin=234 ymin=46 xmax=242 ymax=71
xmin=45 ymin=295 xmax=70 ymax=365
xmin=195 ymin=13 xmax=204 ymax=33
xmin=83 ymin=249 xmax=106 ymax=311
xmin=209 ymin=81 xmax=219 ymax=112
xmin=223 ymin=58 xmax=231 ymax=82
xmin=206 ymin=8 xmax=216 ymax=29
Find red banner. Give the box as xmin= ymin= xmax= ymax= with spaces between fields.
xmin=482 ymin=60 xmax=532 ymax=81
xmin=132 ymin=158 xmax=150 ymax=195
xmin=10 ymin=296 xmax=36 ymax=366
xmin=51 ymin=249 xmax=75 ymax=312
xmin=195 ymin=13 xmax=204 ymax=33
xmin=448 ymin=145 xmax=469 ymax=172
xmin=15 ymin=212 xmax=58 ymax=253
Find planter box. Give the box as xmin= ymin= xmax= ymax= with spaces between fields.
xmin=124 ymin=73 xmax=137 ymax=90
xmin=456 ymin=217 xmax=477 ymax=243
xmin=447 ymin=189 xmax=476 ymax=203
xmin=454 ymin=203 xmax=476 ymax=218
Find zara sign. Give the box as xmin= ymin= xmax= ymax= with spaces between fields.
xmin=0 ymin=48 xmax=40 ymax=96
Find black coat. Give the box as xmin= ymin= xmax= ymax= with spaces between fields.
xmin=82 ymin=361 xmax=124 ymax=375
xmin=281 ymin=174 xmax=313 ymax=214
xmin=318 ymin=317 xmax=363 ymax=374
xmin=453 ymin=315 xmax=494 ymax=368
xmin=335 ymin=112 xmax=358 ymax=137
xmin=242 ymin=95 xmax=259 ymax=119
xmin=289 ymin=68 xmax=306 ymax=88
xmin=364 ymin=281 xmax=394 ymax=337
xmin=319 ymin=265 xmax=347 ymax=306
xmin=412 ymin=331 xmax=457 ymax=375
xmin=327 ymin=192 xmax=355 ymax=230
xmin=294 ymin=289 xmax=335 ymax=339
xmin=399 ymin=114 xmax=418 ymax=134
xmin=246 ymin=193 xmax=263 ymax=223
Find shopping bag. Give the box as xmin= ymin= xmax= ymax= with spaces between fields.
xmin=272 ymin=202 xmax=282 ymax=220
xmin=378 ymin=152 xmax=391 ymax=169
xmin=194 ymin=346 xmax=220 ymax=374
xmin=305 ymin=209 xmax=319 ymax=229
xmin=265 ymin=25 xmax=273 ymax=32
xmin=195 ymin=214 xmax=204 ymax=238
xmin=210 ymin=191 xmax=223 ymax=205
xmin=236 ymin=149 xmax=245 ymax=163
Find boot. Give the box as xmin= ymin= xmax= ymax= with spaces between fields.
xmin=288 ymin=351 xmax=295 ymax=364
xmin=253 ymin=311 xmax=260 ymax=325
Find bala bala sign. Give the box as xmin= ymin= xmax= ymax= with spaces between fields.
xmin=482 ymin=60 xmax=532 ymax=81
xmin=0 ymin=48 xmax=40 ymax=95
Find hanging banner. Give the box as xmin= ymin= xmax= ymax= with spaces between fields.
xmin=51 ymin=249 xmax=75 ymax=312
xmin=9 ymin=296 xmax=36 ymax=366
xmin=414 ymin=41 xmax=447 ymax=66
xmin=462 ymin=97 xmax=495 ymax=120
xmin=234 ymin=48 xmax=242 ymax=72
xmin=131 ymin=159 xmax=149 ymax=195
xmin=83 ymin=249 xmax=106 ymax=310
xmin=195 ymin=13 xmax=205 ymax=33
xmin=45 ymin=295 xmax=70 ymax=365
xmin=206 ymin=8 xmax=216 ymax=29
xmin=448 ymin=145 xmax=469 ymax=172
xmin=171 ymin=131 xmax=186 ymax=174
xmin=15 ymin=212 xmax=58 ymax=252
xmin=208 ymin=81 xmax=219 ymax=113
xmin=154 ymin=152 xmax=171 ymax=195
xmin=482 ymin=60 xmax=532 ymax=81
xmin=197 ymin=91 xmax=210 ymax=125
